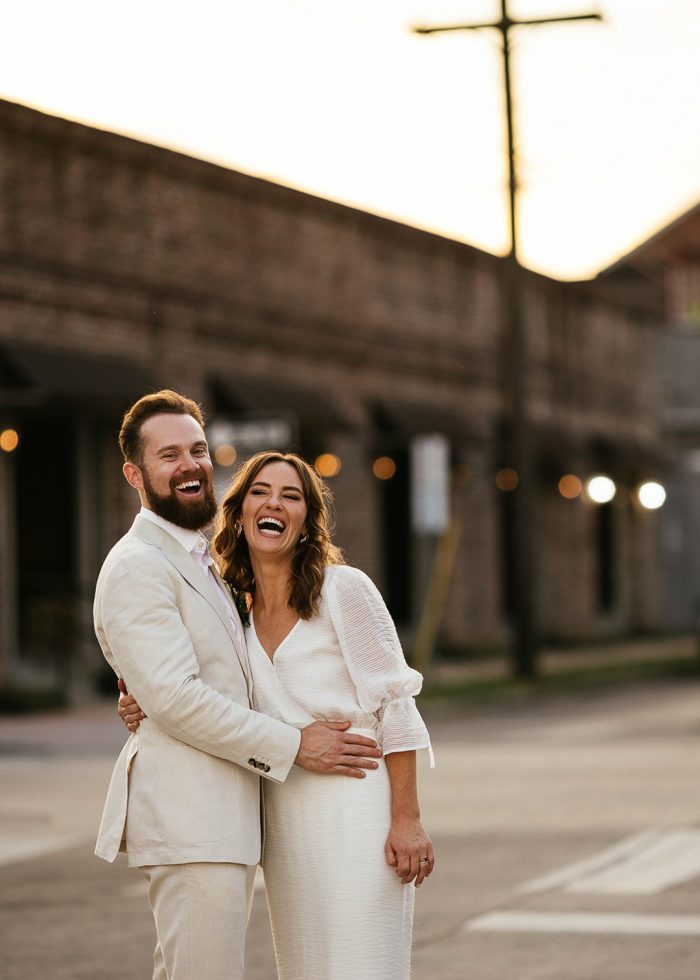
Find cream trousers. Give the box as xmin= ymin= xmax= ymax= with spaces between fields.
xmin=139 ymin=862 xmax=256 ymax=980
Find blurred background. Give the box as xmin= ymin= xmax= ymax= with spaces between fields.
xmin=1 ymin=4 xmax=700 ymax=976
xmin=0 ymin=0 xmax=699 ymax=701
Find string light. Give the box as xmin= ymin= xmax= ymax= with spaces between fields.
xmin=637 ymin=481 xmax=666 ymax=510
xmin=214 ymin=444 xmax=237 ymax=467
xmin=496 ymin=468 xmax=519 ymax=492
xmin=558 ymin=474 xmax=582 ymax=499
xmin=373 ymin=456 xmax=396 ymax=480
xmin=315 ymin=453 xmax=342 ymax=477
xmin=586 ymin=475 xmax=616 ymax=504
xmin=0 ymin=429 xmax=19 ymax=453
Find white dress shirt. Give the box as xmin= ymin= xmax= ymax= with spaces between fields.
xmin=139 ymin=507 xmax=239 ymax=638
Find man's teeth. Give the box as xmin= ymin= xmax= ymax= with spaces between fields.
xmin=258 ymin=518 xmax=284 ymax=536
xmin=176 ymin=480 xmax=201 ymax=493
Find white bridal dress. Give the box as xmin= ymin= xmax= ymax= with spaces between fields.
xmin=246 ymin=564 xmax=433 ymax=980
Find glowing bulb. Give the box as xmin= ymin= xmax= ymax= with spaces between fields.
xmin=315 ymin=453 xmax=341 ymax=478
xmin=214 ymin=444 xmax=237 ymax=467
xmin=586 ymin=475 xmax=616 ymax=504
xmin=373 ymin=456 xmax=396 ymax=480
xmin=558 ymin=474 xmax=582 ymax=499
xmin=496 ymin=468 xmax=519 ymax=492
xmin=637 ymin=481 xmax=666 ymax=510
xmin=0 ymin=429 xmax=19 ymax=452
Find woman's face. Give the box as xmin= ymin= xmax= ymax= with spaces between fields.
xmin=240 ymin=460 xmax=308 ymax=562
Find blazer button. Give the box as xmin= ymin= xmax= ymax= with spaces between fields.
xmin=262 ymin=764 xmax=271 ymax=773
xmin=248 ymin=758 xmax=257 ymax=768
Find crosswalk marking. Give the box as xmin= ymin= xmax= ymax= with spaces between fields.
xmin=518 ymin=827 xmax=700 ymax=896
xmin=465 ymin=911 xmax=700 ymax=937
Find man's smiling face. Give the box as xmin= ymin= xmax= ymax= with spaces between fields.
xmin=127 ymin=413 xmax=217 ymax=530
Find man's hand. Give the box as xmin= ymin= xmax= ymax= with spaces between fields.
xmin=296 ymin=721 xmax=382 ymax=778
xmin=117 ymin=678 xmax=147 ymax=732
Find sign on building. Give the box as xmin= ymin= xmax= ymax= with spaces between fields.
xmin=410 ymin=433 xmax=450 ymax=534
xmin=207 ymin=416 xmax=295 ymax=456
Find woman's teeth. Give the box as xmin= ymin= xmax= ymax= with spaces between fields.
xmin=257 ymin=518 xmax=284 ymax=536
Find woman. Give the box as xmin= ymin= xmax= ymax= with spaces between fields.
xmin=120 ymin=451 xmax=434 ymax=979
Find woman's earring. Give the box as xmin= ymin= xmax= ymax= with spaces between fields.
xmin=300 ymin=534 xmax=308 ymax=544
xmin=234 ymin=522 xmax=242 ymax=538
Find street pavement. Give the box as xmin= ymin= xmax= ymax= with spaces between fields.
xmin=1 ymin=676 xmax=699 ymax=979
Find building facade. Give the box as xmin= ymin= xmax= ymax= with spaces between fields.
xmin=601 ymin=202 xmax=700 ymax=630
xmin=0 ymin=99 xmax=668 ymax=693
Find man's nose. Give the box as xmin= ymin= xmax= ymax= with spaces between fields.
xmin=179 ymin=453 xmax=200 ymax=471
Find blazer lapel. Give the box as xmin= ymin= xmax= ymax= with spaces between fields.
xmin=210 ymin=565 xmax=254 ymax=697
xmin=130 ymin=516 xmax=252 ymax=691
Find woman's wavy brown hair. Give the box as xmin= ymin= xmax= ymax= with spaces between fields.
xmin=212 ymin=451 xmax=345 ymax=620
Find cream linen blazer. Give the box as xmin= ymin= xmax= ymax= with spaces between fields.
xmin=94 ymin=515 xmax=301 ymax=868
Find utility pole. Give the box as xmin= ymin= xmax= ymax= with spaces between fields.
xmin=414 ymin=3 xmax=601 ymax=679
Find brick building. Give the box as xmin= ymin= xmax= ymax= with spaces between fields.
xmin=0 ymin=98 xmax=667 ymax=694
xmin=601 ymin=202 xmax=700 ymax=629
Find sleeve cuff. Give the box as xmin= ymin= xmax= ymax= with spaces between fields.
xmin=377 ymin=697 xmax=435 ymax=767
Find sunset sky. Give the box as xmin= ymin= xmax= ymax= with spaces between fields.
xmin=1 ymin=0 xmax=698 ymax=279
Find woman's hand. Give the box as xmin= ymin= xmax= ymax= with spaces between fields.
xmin=117 ymin=677 xmax=146 ymax=732
xmin=385 ymin=817 xmax=435 ymax=888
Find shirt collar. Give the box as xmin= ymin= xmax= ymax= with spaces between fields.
xmin=139 ymin=506 xmax=208 ymax=558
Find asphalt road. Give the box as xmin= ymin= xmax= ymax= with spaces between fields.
xmin=1 ymin=677 xmax=699 ymax=979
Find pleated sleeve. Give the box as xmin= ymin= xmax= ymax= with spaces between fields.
xmin=325 ymin=565 xmax=433 ymax=764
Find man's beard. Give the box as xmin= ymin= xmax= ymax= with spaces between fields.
xmin=142 ymin=468 xmax=218 ymax=530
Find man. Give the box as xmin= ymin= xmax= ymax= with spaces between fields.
xmin=94 ymin=390 xmax=380 ymax=980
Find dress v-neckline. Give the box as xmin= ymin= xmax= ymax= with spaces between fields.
xmin=249 ymin=609 xmax=301 ymax=664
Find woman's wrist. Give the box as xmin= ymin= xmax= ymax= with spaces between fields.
xmin=391 ymin=809 xmax=421 ymax=824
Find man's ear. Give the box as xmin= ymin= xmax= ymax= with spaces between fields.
xmin=123 ymin=461 xmax=143 ymax=490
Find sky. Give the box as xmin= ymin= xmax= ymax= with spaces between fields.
xmin=1 ymin=0 xmax=698 ymax=280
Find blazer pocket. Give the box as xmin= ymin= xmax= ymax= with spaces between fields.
xmin=154 ymin=744 xmax=242 ymax=845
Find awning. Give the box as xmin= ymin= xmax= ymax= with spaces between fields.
xmin=0 ymin=342 xmax=156 ymax=411
xmin=501 ymin=421 xmax=670 ymax=476
xmin=371 ymin=397 xmax=480 ymax=442
xmin=212 ymin=376 xmax=352 ymax=433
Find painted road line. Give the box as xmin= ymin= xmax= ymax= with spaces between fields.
xmin=518 ymin=827 xmax=700 ymax=896
xmin=465 ymin=911 xmax=700 ymax=937
xmin=517 ymin=829 xmax=660 ymax=893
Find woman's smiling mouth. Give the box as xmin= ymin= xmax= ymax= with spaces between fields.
xmin=257 ymin=517 xmax=285 ymax=537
